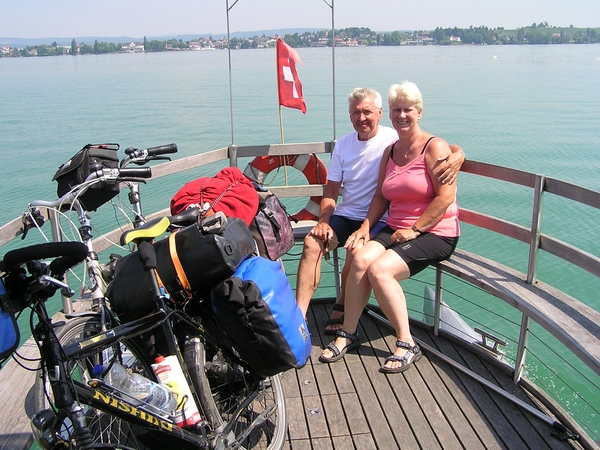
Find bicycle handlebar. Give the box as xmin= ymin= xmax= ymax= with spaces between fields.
xmin=122 ymin=143 xmax=178 ymax=167
xmin=145 ymin=143 xmax=178 ymax=156
xmin=104 ymin=167 xmax=152 ymax=179
xmin=2 ymin=242 xmax=88 ymax=275
xmin=29 ymin=167 xmax=153 ymax=212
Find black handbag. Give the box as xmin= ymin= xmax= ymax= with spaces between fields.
xmin=52 ymin=143 xmax=120 ymax=211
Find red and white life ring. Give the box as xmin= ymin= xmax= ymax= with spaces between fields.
xmin=243 ymin=154 xmax=327 ymax=221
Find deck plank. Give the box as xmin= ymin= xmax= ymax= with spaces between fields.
xmin=357 ymin=317 xmax=429 ymax=449
xmin=415 ymin=330 xmax=506 ymax=450
xmin=0 ymin=338 xmax=38 ymax=450
xmin=1 ymin=301 xmax=583 ymax=450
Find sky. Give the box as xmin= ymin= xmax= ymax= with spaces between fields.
xmin=2 ymin=0 xmax=599 ymax=40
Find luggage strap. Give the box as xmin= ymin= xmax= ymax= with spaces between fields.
xmin=169 ymin=232 xmax=192 ymax=294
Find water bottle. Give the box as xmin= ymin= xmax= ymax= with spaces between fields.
xmin=152 ymin=355 xmax=202 ymax=427
xmin=101 ymin=363 xmax=177 ymax=413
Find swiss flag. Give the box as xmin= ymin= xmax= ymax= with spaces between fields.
xmin=276 ymin=38 xmax=307 ymax=114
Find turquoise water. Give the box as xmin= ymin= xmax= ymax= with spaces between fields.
xmin=2 ymin=45 xmax=600 ymax=437
xmin=2 ymin=44 xmax=598 ymax=304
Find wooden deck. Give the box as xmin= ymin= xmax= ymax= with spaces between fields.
xmin=0 ymin=301 xmax=587 ymax=450
xmin=282 ymin=300 xmax=585 ymax=450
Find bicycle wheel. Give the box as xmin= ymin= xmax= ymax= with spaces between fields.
xmin=185 ymin=336 xmax=287 ymax=450
xmin=33 ymin=315 xmax=153 ymax=449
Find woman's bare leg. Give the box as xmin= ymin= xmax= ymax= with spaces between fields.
xmin=368 ymin=251 xmax=415 ymax=370
xmin=321 ymin=241 xmax=385 ymax=359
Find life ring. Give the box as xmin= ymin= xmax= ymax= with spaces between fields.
xmin=243 ymin=154 xmax=327 ymax=221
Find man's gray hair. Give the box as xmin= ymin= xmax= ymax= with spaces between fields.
xmin=348 ymin=87 xmax=382 ymax=109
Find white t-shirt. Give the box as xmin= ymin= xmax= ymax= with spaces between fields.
xmin=327 ymin=126 xmax=398 ymax=221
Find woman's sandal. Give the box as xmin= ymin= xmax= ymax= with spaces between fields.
xmin=379 ymin=340 xmax=422 ymax=374
xmin=319 ymin=329 xmax=361 ymax=363
xmin=324 ymin=303 xmax=344 ymax=335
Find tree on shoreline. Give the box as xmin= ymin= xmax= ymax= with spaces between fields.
xmin=1 ymin=23 xmax=598 ymax=58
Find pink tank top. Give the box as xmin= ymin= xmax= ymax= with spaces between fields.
xmin=382 ymin=139 xmax=460 ymax=237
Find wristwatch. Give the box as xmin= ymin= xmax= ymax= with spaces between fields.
xmin=412 ymin=224 xmax=422 ymax=234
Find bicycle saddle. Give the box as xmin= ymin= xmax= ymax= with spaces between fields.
xmin=120 ymin=216 xmax=171 ymax=245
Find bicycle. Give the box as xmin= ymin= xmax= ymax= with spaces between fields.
xmin=4 ymin=212 xmax=287 ymax=449
xmin=21 ymin=143 xmax=178 ymax=310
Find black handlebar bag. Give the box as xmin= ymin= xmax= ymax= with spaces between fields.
xmin=107 ymin=214 xmax=256 ymax=323
xmin=52 ymin=143 xmax=120 ymax=211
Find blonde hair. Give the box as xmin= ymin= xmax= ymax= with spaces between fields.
xmin=348 ymin=87 xmax=382 ymax=109
xmin=388 ymin=81 xmax=423 ymax=111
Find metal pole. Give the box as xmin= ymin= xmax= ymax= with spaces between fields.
xmin=323 ymin=0 xmax=336 ymax=139
xmin=527 ymin=175 xmax=545 ymax=284
xmin=226 ymin=0 xmax=239 ymax=145
xmin=48 ymin=208 xmax=72 ymax=314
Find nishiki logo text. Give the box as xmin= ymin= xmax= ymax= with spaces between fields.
xmin=93 ymin=390 xmax=173 ymax=431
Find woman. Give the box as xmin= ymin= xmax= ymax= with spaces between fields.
xmin=319 ymin=81 xmax=460 ymax=373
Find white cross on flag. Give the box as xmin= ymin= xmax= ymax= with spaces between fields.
xmin=276 ymin=38 xmax=307 ymax=114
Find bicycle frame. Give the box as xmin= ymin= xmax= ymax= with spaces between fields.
xmin=26 ymin=197 xmax=109 ymax=307
xmin=40 ymin=288 xmax=272 ymax=449
xmin=33 ymin=296 xmax=210 ymax=449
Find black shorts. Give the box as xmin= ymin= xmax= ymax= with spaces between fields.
xmin=371 ymin=225 xmax=459 ymax=276
xmin=329 ymin=214 xmax=386 ymax=247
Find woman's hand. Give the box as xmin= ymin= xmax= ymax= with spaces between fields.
xmin=391 ymin=228 xmax=420 ymax=244
xmin=344 ymin=225 xmax=370 ymax=249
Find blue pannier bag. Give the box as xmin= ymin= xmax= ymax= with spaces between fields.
xmin=211 ymin=257 xmax=311 ymax=377
xmin=0 ymin=277 xmax=20 ymax=361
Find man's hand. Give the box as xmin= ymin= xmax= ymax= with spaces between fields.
xmin=435 ymin=146 xmax=465 ymax=185
xmin=309 ymin=222 xmax=336 ymax=251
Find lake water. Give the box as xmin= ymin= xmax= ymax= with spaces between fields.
xmin=1 ymin=44 xmax=600 ymax=438
xmin=2 ymin=43 xmax=598 ymax=302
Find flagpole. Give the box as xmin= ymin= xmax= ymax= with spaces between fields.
xmin=226 ymin=0 xmax=239 ymax=145
xmin=323 ymin=0 xmax=336 ymax=140
xmin=279 ymin=105 xmax=285 ymax=144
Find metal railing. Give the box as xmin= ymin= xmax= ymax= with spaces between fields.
xmin=2 ymin=141 xmax=599 ymax=443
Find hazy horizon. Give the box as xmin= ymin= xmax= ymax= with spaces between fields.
xmin=2 ymin=0 xmax=598 ymax=41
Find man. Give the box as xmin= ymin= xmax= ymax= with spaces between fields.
xmin=295 ymin=87 xmax=464 ymax=333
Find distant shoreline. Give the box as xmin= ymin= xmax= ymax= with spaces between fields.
xmin=2 ymin=24 xmax=599 ymax=58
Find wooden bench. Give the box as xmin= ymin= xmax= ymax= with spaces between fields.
xmin=437 ymin=248 xmax=600 ymax=378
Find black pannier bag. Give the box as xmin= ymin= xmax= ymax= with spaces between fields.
xmin=211 ymin=256 xmax=311 ymax=378
xmin=106 ymin=213 xmax=256 ymax=323
xmin=248 ymin=187 xmax=294 ymax=261
xmin=52 ymin=143 xmax=120 ymax=211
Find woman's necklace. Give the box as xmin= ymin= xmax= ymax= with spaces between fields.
xmin=397 ymin=141 xmax=411 ymax=159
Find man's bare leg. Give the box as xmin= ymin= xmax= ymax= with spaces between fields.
xmin=296 ymin=234 xmax=328 ymax=317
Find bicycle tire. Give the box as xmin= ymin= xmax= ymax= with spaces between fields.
xmin=185 ymin=335 xmax=287 ymax=450
xmin=32 ymin=315 xmax=154 ymax=449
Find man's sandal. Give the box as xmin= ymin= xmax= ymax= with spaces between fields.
xmin=379 ymin=340 xmax=422 ymax=374
xmin=319 ymin=329 xmax=360 ymax=363
xmin=324 ymin=303 xmax=344 ymax=335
